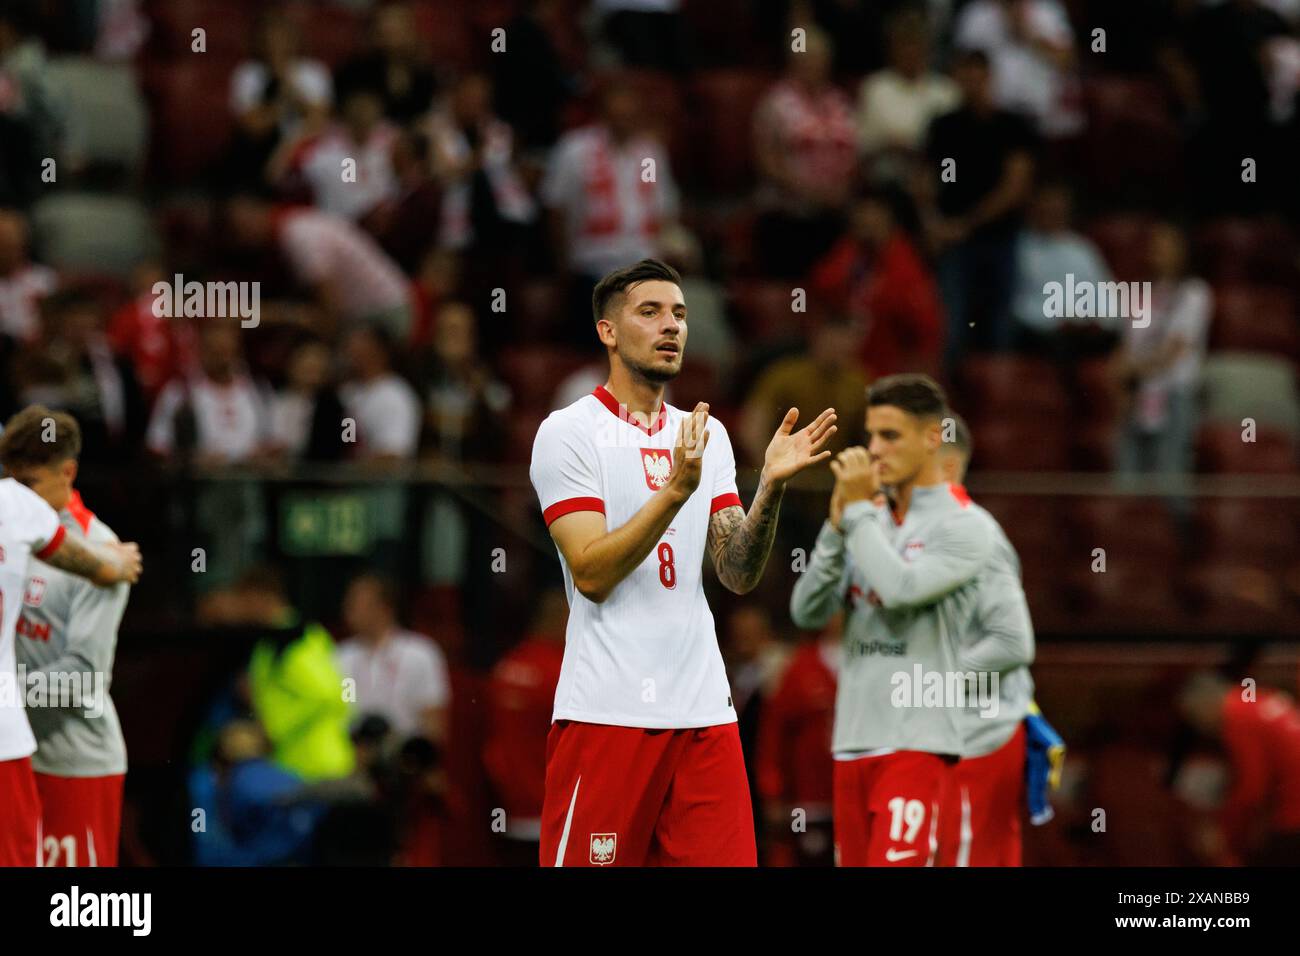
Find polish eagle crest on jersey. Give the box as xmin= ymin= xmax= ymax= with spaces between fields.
xmin=641 ymin=448 xmax=672 ymax=490
xmin=590 ymin=832 xmax=617 ymax=865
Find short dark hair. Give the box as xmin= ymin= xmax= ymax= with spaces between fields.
xmin=0 ymin=405 xmax=82 ymax=468
xmin=591 ymin=258 xmax=682 ymax=325
xmin=867 ymin=374 xmax=948 ymax=421
xmin=942 ymin=411 xmax=972 ymax=460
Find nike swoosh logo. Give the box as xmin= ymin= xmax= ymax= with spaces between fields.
xmin=884 ymin=848 xmax=918 ymax=862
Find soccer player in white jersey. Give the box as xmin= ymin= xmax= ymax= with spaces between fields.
xmin=4 ymin=407 xmax=135 ymax=866
xmin=0 ymin=407 xmax=142 ymax=867
xmin=529 ymin=259 xmax=837 ymax=866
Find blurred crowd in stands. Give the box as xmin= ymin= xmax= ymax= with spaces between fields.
xmin=2 ymin=0 xmax=1300 ymax=864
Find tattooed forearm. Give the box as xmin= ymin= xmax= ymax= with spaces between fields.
xmin=708 ymin=477 xmax=785 ymax=594
xmin=43 ymin=536 xmax=109 ymax=584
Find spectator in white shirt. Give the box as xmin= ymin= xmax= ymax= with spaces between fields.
xmin=953 ymin=0 xmax=1084 ymax=139
xmin=1011 ymin=182 xmax=1116 ymax=355
xmin=339 ymin=323 xmax=421 ymax=461
xmin=226 ymin=10 xmax=332 ymax=189
xmin=145 ymin=320 xmax=272 ymax=588
xmin=541 ymin=79 xmax=679 ymax=346
xmin=272 ymin=88 xmax=400 ymax=224
xmin=752 ymin=27 xmax=859 ymax=277
xmin=146 ymin=320 xmax=271 ymax=465
xmin=1113 ymin=221 xmax=1213 ymax=483
xmin=336 ymin=573 xmax=450 ymax=744
xmin=858 ymin=10 xmax=960 ymax=185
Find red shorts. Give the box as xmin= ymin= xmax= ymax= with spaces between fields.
xmin=35 ymin=772 xmax=125 ymax=867
xmin=937 ymin=724 xmax=1025 ymax=867
xmin=833 ymin=750 xmax=953 ymax=867
xmin=540 ymin=720 xmax=757 ymax=867
xmin=0 ymin=756 xmax=42 ymax=867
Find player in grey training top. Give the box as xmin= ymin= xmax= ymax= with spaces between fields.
xmin=933 ymin=413 xmax=1036 ymax=867
xmin=791 ymin=375 xmax=993 ymax=866
xmin=18 ymin=495 xmax=129 ymax=776
xmin=3 ymin=407 xmax=131 ymax=866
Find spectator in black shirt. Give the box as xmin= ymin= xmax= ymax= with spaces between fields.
xmin=267 ymin=337 xmax=349 ymax=463
xmin=419 ymin=302 xmax=510 ymax=464
xmin=916 ymin=49 xmax=1037 ymax=370
xmin=334 ymin=2 xmax=437 ymax=126
xmin=1181 ymin=0 xmax=1289 ymax=214
xmin=18 ymin=288 xmax=145 ymax=465
xmin=493 ymin=0 xmax=572 ymax=153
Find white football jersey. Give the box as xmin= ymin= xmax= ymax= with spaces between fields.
xmin=530 ymin=385 xmax=742 ymax=729
xmin=0 ymin=477 xmax=66 ymax=761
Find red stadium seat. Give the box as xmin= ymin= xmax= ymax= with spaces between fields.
xmin=720 ymin=206 xmax=759 ymax=277
xmin=1210 ymin=285 xmax=1300 ymax=360
xmin=142 ymin=61 xmax=236 ymax=184
xmin=1181 ymin=563 xmax=1287 ymax=634
xmin=690 ymin=69 xmax=774 ymax=194
xmin=1071 ymin=420 xmax=1118 ymax=471
xmin=410 ymin=2 xmax=477 ymax=72
xmin=1196 ymin=423 xmax=1297 ymax=473
xmin=1072 ymin=357 xmax=1121 ymax=425
xmin=466 ymin=0 xmax=526 ymax=37
xmin=1068 ymin=496 xmax=1183 ymax=569
xmin=295 ymin=3 xmax=366 ymax=68
xmin=973 ymin=494 xmax=1064 ymax=553
xmin=1195 ymin=218 xmax=1299 ymax=285
xmin=972 ymin=493 xmax=1073 ymax=628
xmin=1194 ymin=498 xmax=1299 ymax=566
xmin=1070 ymin=358 xmax=1122 ymax=470
xmin=682 ymin=0 xmax=772 ymax=68
xmin=966 ymin=419 xmax=1071 ymax=470
xmin=505 ymin=409 xmax=547 ymax=465
xmin=496 ymin=346 xmax=594 ymax=410
xmin=514 ymin=278 xmax=565 ymax=341
xmin=727 ymin=280 xmax=815 ymax=341
xmin=1067 ymin=563 xmax=1190 ymax=634
xmin=1085 ymin=213 xmax=1155 ymax=284
xmin=144 ymin=0 xmax=253 ymax=59
xmin=1081 ymin=77 xmax=1183 ymax=202
xmin=958 ymin=355 xmax=1070 ymax=418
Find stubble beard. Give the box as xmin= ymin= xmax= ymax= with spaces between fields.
xmin=624 ymin=352 xmax=681 ymax=387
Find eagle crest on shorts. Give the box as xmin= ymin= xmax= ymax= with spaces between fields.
xmin=589 ymin=833 xmax=617 ymax=865
xmin=641 ymin=448 xmax=672 ymax=491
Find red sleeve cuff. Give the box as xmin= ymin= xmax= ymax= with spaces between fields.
xmin=710 ymin=492 xmax=743 ymax=515
xmin=35 ymin=524 xmax=66 ymax=560
xmin=543 ymin=497 xmax=605 ymax=527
